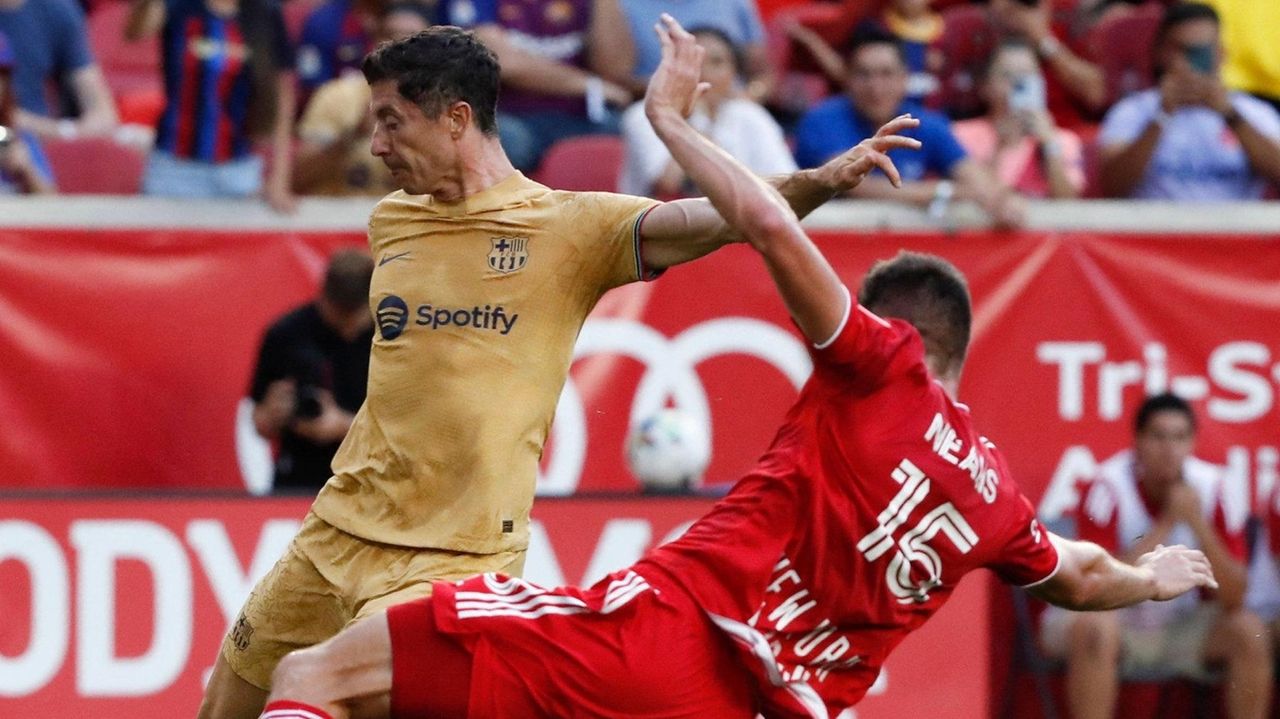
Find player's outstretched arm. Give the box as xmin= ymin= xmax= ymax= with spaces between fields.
xmin=643 ymin=15 xmax=916 ymax=344
xmin=1028 ymin=536 xmax=1218 ymax=612
xmin=638 ymin=108 xmax=922 ymax=272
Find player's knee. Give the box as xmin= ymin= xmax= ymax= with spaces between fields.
xmin=271 ymin=646 xmax=338 ymax=702
xmin=1067 ymin=612 xmax=1120 ymax=662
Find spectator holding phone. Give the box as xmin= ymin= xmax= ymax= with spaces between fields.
xmin=1098 ymin=2 xmax=1280 ymax=200
xmin=249 ymin=250 xmax=374 ymax=494
xmin=953 ymin=41 xmax=1084 ymax=198
xmin=989 ymin=0 xmax=1107 ymax=126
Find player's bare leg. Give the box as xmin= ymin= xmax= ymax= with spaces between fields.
xmin=1202 ymin=608 xmax=1272 ymax=719
xmin=1063 ymin=611 xmax=1120 ymax=719
xmin=198 ymin=655 xmax=270 ymax=719
xmin=263 ymin=615 xmax=394 ymax=719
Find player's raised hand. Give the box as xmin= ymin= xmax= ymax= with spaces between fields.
xmin=815 ymin=114 xmax=922 ymax=190
xmin=1138 ymin=544 xmax=1218 ymax=600
xmin=644 ymin=14 xmax=709 ymax=123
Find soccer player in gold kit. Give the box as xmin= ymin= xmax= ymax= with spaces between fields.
xmin=199 ymin=25 xmax=920 ymax=718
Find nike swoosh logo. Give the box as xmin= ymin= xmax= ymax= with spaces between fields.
xmin=379 ymin=252 xmax=412 ymax=266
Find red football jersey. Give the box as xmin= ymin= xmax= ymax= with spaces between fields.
xmin=637 ymin=291 xmax=1060 ymax=718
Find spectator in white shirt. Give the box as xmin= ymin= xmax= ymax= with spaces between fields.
xmin=619 ymin=27 xmax=794 ymax=198
xmin=1098 ymin=2 xmax=1280 ymax=200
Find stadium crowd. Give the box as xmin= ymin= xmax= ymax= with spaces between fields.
xmin=0 ymin=0 xmax=1277 ymax=214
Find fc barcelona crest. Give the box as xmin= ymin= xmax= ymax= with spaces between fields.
xmin=488 ymin=237 xmax=529 ymax=274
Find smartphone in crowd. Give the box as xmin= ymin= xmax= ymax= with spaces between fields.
xmin=1185 ymin=44 xmax=1215 ymax=74
xmin=1009 ymin=74 xmax=1047 ymax=113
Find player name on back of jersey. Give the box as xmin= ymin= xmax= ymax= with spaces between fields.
xmin=924 ymin=412 xmax=1000 ymax=504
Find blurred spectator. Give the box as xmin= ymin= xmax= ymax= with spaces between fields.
xmin=1039 ymin=393 xmax=1270 ymax=719
xmin=793 ymin=27 xmax=1023 ymax=227
xmin=293 ymin=2 xmax=432 ymax=196
xmin=0 ymin=30 xmax=53 ymax=194
xmin=126 ymin=0 xmax=298 ymax=211
xmin=295 ymin=0 xmax=386 ymax=98
xmin=989 ymin=0 xmax=1107 ymax=124
xmin=618 ymin=27 xmax=794 ymax=198
xmin=249 ymin=249 xmax=373 ymax=494
xmin=785 ymin=0 xmax=943 ymax=105
xmin=1202 ymin=0 xmax=1280 ymax=113
xmin=0 ymin=0 xmax=119 ymax=143
xmin=953 ymin=41 xmax=1084 ymax=199
xmin=1098 ymin=2 xmax=1280 ymax=200
xmin=621 ymin=0 xmax=773 ymax=103
xmin=439 ymin=0 xmax=634 ymax=173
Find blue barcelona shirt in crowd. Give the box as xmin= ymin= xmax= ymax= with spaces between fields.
xmin=793 ymin=97 xmax=967 ymax=180
xmin=154 ymin=0 xmax=293 ymax=163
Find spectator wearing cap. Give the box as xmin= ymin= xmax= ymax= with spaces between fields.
xmin=1098 ymin=1 xmax=1280 ymax=200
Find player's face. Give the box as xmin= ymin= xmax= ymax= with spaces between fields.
xmin=369 ymin=80 xmax=459 ymax=196
xmin=1135 ymin=410 xmax=1195 ymax=485
xmin=846 ymin=44 xmax=907 ymax=125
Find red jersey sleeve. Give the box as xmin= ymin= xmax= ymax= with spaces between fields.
xmin=987 ymin=493 xmax=1061 ymax=588
xmin=809 ymin=286 xmax=926 ymax=393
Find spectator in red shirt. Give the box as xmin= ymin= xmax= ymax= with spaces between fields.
xmin=1040 ymin=393 xmax=1271 ymax=719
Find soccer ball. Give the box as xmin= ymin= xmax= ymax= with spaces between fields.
xmin=625 ymin=408 xmax=711 ymax=493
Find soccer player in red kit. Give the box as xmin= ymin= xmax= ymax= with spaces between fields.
xmin=256 ymin=16 xmax=1219 ymax=719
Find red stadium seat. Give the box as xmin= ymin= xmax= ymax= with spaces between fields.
xmin=44 ymin=136 xmax=147 ymax=195
xmin=934 ymin=3 xmax=999 ymax=119
xmin=1084 ymin=2 xmax=1164 ymax=107
xmin=87 ymin=1 xmax=162 ymax=97
xmin=532 ymin=135 xmax=624 ymax=193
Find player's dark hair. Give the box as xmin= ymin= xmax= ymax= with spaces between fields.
xmin=1133 ymin=392 xmax=1197 ymax=435
xmin=362 ymin=25 xmax=500 ymax=135
xmin=1157 ymin=2 xmax=1219 ymax=44
xmin=688 ymin=26 xmax=746 ymax=79
xmin=858 ymin=251 xmax=971 ymax=376
xmin=847 ymin=23 xmax=908 ymax=68
xmin=323 ymin=249 xmax=374 ymax=313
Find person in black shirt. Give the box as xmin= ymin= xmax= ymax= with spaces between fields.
xmin=249 ymin=249 xmax=374 ymax=492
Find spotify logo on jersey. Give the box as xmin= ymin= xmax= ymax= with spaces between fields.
xmin=376 ymin=295 xmax=409 ymax=340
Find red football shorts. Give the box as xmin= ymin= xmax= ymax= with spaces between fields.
xmin=386 ymin=568 xmax=758 ymax=718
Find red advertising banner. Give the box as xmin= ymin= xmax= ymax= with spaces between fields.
xmin=2 ymin=227 xmax=1279 ymax=514
xmin=0 ymin=498 xmax=991 ymax=717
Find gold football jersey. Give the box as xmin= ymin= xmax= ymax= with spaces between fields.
xmin=311 ymin=173 xmax=658 ymax=552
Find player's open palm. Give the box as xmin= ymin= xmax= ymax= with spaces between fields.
xmin=1138 ymin=544 xmax=1218 ymax=600
xmin=644 ymin=14 xmax=707 ymax=123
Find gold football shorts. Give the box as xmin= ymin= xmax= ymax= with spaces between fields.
xmin=221 ymin=511 xmax=526 ymax=689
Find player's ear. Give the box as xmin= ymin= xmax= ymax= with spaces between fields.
xmin=448 ymin=101 xmax=472 ymax=139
